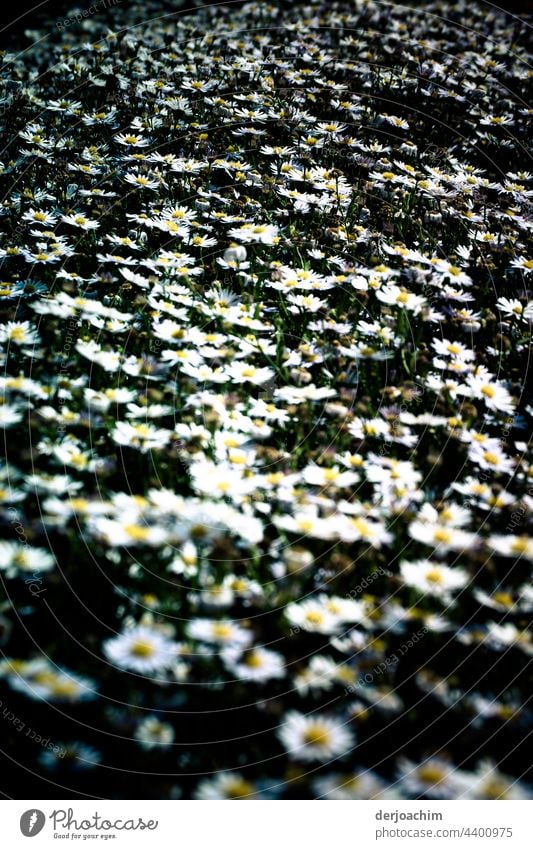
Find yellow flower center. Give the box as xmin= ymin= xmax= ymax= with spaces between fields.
xmin=498 ymin=706 xmax=515 ymax=720
xmin=493 ymin=592 xmax=513 ymax=607
xmin=266 ymin=473 xmax=284 ymax=485
xmin=304 ymin=610 xmax=324 ymax=626
xmin=418 ymin=766 xmax=446 ymax=784
xmin=130 ymin=640 xmax=155 ymax=658
xmin=134 ymin=424 xmax=151 ymax=437
xmin=244 ymin=652 xmax=263 ymax=669
xmin=425 ymin=569 xmax=444 ymax=584
xmin=226 ymin=779 xmax=255 ymax=799
xmin=10 ymin=327 xmax=27 ymax=342
xmin=484 ymin=780 xmax=509 ymax=800
xmin=124 ymin=524 xmax=151 ymax=541
xmin=511 ymin=538 xmax=529 ymax=554
xmin=212 ymin=623 xmax=232 ymax=639
xmin=51 ymin=681 xmax=80 ymax=697
xmin=303 ymin=724 xmax=331 ymax=746
xmin=69 ymin=498 xmax=89 ymax=511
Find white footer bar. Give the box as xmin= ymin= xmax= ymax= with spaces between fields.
xmin=3 ymin=800 xmax=532 ymax=849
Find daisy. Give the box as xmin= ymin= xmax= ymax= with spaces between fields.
xmin=510 ymin=256 xmax=533 ymax=273
xmin=0 ymin=541 xmax=55 ymax=575
xmin=189 ymin=461 xmax=256 ymax=501
xmin=314 ymin=769 xmax=397 ymax=800
xmin=187 ymin=619 xmax=253 ymax=648
xmin=225 ymin=362 xmax=276 ymax=385
xmin=315 ymin=121 xmax=347 ymax=137
xmin=278 ymin=711 xmax=355 ymax=762
xmin=274 ymin=384 xmax=336 ymax=403
xmin=369 ymin=170 xmax=405 ymax=185
xmin=468 ymin=760 xmax=532 ymax=800
xmin=274 ymin=510 xmax=337 ymax=541
xmin=496 ymin=297 xmax=528 ymax=319
xmin=301 ymin=464 xmax=359 ymax=488
xmin=485 ymin=623 xmax=533 ymax=655
xmin=468 ymin=442 xmax=515 ymax=475
xmin=227 ymin=223 xmax=280 ymax=244
xmin=194 ymin=773 xmax=261 ymax=800
xmin=0 ymin=405 xmax=24 ymax=427
xmin=408 ymin=521 xmax=477 ymax=552
xmin=487 ymin=534 xmax=533 ymax=560
xmin=21 ymin=208 xmax=58 ymax=227
xmin=473 ymin=588 xmax=518 ymax=612
xmin=103 ymin=625 xmax=178 ymax=673
xmin=397 ymin=757 xmax=471 ymax=799
xmin=222 ymin=647 xmax=285 ymax=682
xmin=220 ymin=244 xmax=248 ymax=268
xmin=188 ymin=233 xmax=217 ymax=248
xmin=466 ymin=372 xmax=515 ymax=415
xmin=61 ymin=213 xmax=100 ymax=230
xmin=0 ymin=321 xmax=40 ymax=347
xmin=124 ymin=171 xmax=160 ymax=190
xmin=111 ymin=422 xmax=172 ymax=452
xmin=384 ymin=115 xmax=409 ymax=130
xmin=432 ymin=338 xmax=475 ymax=360
xmin=400 ymin=559 xmax=469 ymax=597
xmin=135 ymin=717 xmax=175 ymax=749
xmin=287 ymin=293 xmax=324 ymax=313
xmin=10 ymin=662 xmax=95 ymax=703
xmin=285 ymin=598 xmax=341 ymax=634
xmin=114 ymin=132 xmax=150 ymax=147
xmin=376 ymin=285 xmax=427 ymax=313
xmin=89 ymin=517 xmax=169 ymax=547
xmin=181 ymin=79 xmax=215 ymax=92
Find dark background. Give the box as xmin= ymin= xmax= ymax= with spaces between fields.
xmin=0 ymin=0 xmax=207 ymax=47
xmin=1 ymin=0 xmax=532 ymax=49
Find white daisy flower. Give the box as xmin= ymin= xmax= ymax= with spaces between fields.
xmin=135 ymin=716 xmax=175 ymax=749
xmin=187 ymin=619 xmax=253 ymax=648
xmin=221 ymin=647 xmax=285 ymax=682
xmin=103 ymin=625 xmax=178 ymax=673
xmin=400 ymin=559 xmax=469 ymax=596
xmin=278 ymin=711 xmax=355 ymax=762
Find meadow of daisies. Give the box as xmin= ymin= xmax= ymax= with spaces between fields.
xmin=0 ymin=0 xmax=531 ymax=800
